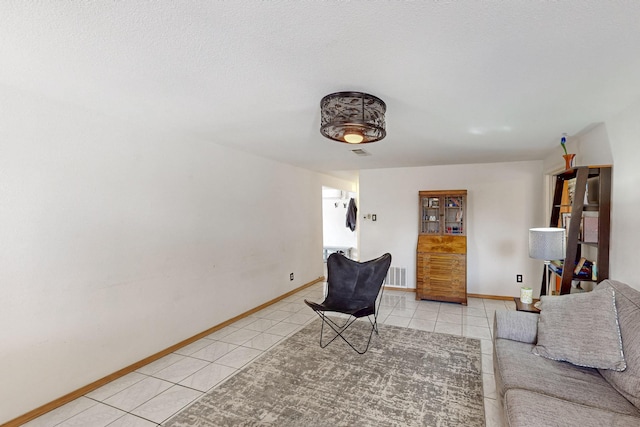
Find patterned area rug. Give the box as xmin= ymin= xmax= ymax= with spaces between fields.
xmin=166 ymin=319 xmax=485 ymax=426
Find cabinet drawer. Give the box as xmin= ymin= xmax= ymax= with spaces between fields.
xmin=417 ymin=235 xmax=466 ymax=254
xmin=417 ymin=252 xmax=466 ymax=304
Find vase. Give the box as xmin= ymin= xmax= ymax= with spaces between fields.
xmin=563 ymin=154 xmax=576 ymax=170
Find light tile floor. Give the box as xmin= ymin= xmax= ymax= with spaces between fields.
xmin=23 ymin=283 xmax=513 ymax=427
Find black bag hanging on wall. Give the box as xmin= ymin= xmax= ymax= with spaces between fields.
xmin=346 ymin=198 xmax=357 ymax=231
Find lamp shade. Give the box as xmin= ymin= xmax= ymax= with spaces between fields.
xmin=529 ymin=227 xmax=566 ymax=261
xmin=320 ymin=92 xmax=386 ymax=144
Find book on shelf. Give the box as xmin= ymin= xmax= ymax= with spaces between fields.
xmin=550 ymin=259 xmax=594 ymax=280
xmin=572 ymin=257 xmax=593 ymax=279
xmin=576 ymin=260 xmax=593 ymax=279
xmin=550 ymin=260 xmax=563 ymax=274
xmin=561 ymin=213 xmax=575 ymax=238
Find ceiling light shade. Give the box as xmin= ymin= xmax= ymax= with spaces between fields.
xmin=320 ymin=92 xmax=386 ymax=144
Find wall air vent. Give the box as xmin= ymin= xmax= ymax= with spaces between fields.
xmin=383 ymin=266 xmax=407 ymax=287
xmin=351 ymin=148 xmax=371 ymax=156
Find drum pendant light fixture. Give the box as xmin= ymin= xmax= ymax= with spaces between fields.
xmin=320 ymin=92 xmax=386 ymax=144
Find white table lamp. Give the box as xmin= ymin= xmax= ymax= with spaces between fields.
xmin=529 ymin=227 xmax=566 ymax=299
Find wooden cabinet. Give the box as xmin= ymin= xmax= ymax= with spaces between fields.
xmin=416 ymin=190 xmax=467 ymax=304
xmin=545 ymin=166 xmax=611 ymax=295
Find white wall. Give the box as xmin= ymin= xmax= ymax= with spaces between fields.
xmin=0 ymin=85 xmax=348 ymax=423
xmin=607 ymin=98 xmax=640 ymax=288
xmin=576 ymin=124 xmax=614 ymax=167
xmin=358 ymin=161 xmax=544 ymax=298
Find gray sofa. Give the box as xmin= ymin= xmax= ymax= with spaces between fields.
xmin=493 ymin=279 xmax=640 ymax=427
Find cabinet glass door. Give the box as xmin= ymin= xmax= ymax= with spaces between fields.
xmin=444 ymin=196 xmax=464 ymax=235
xmin=421 ymin=197 xmax=441 ymax=234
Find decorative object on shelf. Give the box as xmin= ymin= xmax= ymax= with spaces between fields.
xmin=582 ymin=215 xmax=599 ymax=243
xmin=520 ymin=287 xmax=533 ymax=304
xmin=563 ymin=154 xmax=576 ymax=170
xmin=320 ymin=92 xmax=386 ymax=144
xmin=529 ymin=227 xmax=566 ymax=307
xmin=560 ymin=133 xmax=576 ymax=170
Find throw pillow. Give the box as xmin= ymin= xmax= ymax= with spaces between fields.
xmin=533 ymin=287 xmax=626 ymax=371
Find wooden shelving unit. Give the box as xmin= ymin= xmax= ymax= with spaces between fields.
xmin=544 ymin=166 xmax=611 ymax=295
xmin=416 ymin=190 xmax=467 ymax=305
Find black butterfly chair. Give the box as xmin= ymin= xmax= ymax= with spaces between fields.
xmin=304 ymin=252 xmax=391 ymax=354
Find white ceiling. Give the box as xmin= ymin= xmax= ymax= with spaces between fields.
xmin=3 ymin=1 xmax=640 ymax=177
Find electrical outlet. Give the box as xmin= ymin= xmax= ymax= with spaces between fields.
xmin=516 ymin=274 xmax=523 ymax=283
xmin=372 ymin=214 xmax=377 ymax=221
xmin=290 ymin=273 xmax=294 ymax=281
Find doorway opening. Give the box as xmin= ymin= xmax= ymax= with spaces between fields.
xmin=321 ymin=186 xmax=358 ymax=273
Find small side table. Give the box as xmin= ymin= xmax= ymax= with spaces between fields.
xmin=514 ymin=297 xmax=540 ymax=313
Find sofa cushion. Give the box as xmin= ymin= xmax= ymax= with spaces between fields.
xmin=504 ymin=388 xmax=640 ymax=427
xmin=597 ymin=280 xmax=640 ymax=409
xmin=493 ymin=310 xmax=538 ymax=343
xmin=533 ymin=287 xmax=626 ymax=371
xmin=494 ymin=338 xmax=639 ymax=416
